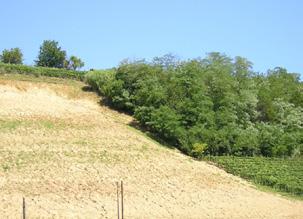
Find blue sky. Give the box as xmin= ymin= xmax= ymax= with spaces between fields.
xmin=1 ymin=0 xmax=302 ymax=74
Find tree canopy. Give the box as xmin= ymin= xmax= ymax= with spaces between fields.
xmin=0 ymin=48 xmax=23 ymax=64
xmin=35 ymin=40 xmax=67 ymax=68
xmin=65 ymin=55 xmax=85 ymax=70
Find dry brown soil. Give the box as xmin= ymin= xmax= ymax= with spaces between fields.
xmin=0 ymin=76 xmax=302 ymax=218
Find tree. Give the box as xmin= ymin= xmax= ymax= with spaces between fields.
xmin=0 ymin=48 xmax=23 ymax=64
xmin=65 ymin=55 xmax=84 ymax=70
xmin=36 ymin=40 xmax=66 ymax=68
xmin=148 ymin=105 xmax=185 ymax=146
xmin=152 ymin=53 xmax=180 ymax=69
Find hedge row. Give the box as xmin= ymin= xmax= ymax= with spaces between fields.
xmin=0 ymin=63 xmax=86 ymax=80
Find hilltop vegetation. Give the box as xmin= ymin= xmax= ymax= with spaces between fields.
xmin=0 ymin=62 xmax=85 ymax=80
xmin=0 ymin=48 xmax=23 ymax=64
xmin=0 ymin=40 xmax=85 ymax=70
xmin=36 ymin=40 xmax=84 ymax=70
xmin=85 ymin=53 xmax=303 ymax=158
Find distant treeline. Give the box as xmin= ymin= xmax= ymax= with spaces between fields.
xmin=0 ymin=40 xmax=86 ymax=80
xmin=0 ymin=40 xmax=84 ymax=70
xmin=85 ymin=53 xmax=303 ymax=158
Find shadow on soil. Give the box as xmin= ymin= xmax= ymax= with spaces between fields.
xmin=128 ymin=120 xmax=175 ymax=150
xmin=81 ymin=85 xmax=95 ymax=92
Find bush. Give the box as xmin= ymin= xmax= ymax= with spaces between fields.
xmin=147 ymin=106 xmax=186 ymax=147
xmin=191 ymin=143 xmax=208 ymax=158
xmin=0 ymin=62 xmax=86 ymax=80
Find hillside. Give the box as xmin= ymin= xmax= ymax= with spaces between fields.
xmin=0 ymin=75 xmax=302 ymax=218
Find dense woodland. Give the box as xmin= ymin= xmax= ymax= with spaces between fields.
xmin=86 ymin=53 xmax=303 ymax=158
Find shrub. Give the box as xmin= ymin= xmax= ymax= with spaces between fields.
xmin=148 ymin=106 xmax=186 ymax=148
xmin=0 ymin=62 xmax=86 ymax=80
xmin=191 ymin=143 xmax=208 ymax=158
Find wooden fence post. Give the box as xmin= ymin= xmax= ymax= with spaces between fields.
xmin=22 ymin=197 xmax=26 ymax=219
xmin=121 ymin=181 xmax=124 ymax=219
xmin=116 ymin=182 xmax=120 ymax=219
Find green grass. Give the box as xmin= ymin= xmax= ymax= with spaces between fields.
xmin=0 ymin=151 xmax=57 ymax=172
xmin=0 ymin=73 xmax=82 ymax=86
xmin=204 ymin=156 xmax=303 ymax=198
xmin=0 ymin=62 xmax=86 ymax=80
xmin=0 ymin=119 xmax=67 ymax=131
xmin=0 ymin=120 xmax=23 ymax=130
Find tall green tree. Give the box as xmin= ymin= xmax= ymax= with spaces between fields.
xmin=0 ymin=48 xmax=23 ymax=64
xmin=36 ymin=40 xmax=66 ymax=68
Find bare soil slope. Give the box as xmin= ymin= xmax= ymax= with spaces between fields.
xmin=0 ymin=76 xmax=302 ymax=219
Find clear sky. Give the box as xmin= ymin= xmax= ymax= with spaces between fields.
xmin=1 ymin=0 xmax=302 ymax=74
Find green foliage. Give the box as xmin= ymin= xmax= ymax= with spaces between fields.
xmin=206 ymin=156 xmax=303 ymax=197
xmin=65 ymin=55 xmax=85 ymax=70
xmin=0 ymin=48 xmax=23 ymax=64
xmin=36 ymin=40 xmax=67 ymax=68
xmin=148 ymin=106 xmax=185 ymax=147
xmin=191 ymin=143 xmax=208 ymax=158
xmin=0 ymin=62 xmax=85 ymax=80
xmin=256 ymin=67 xmax=303 ymax=121
xmin=0 ymin=119 xmax=22 ymax=130
xmin=85 ymin=53 xmax=303 ymax=158
xmin=84 ymin=69 xmax=122 ymax=101
xmin=233 ymin=126 xmax=259 ymax=156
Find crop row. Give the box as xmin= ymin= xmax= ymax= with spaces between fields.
xmin=205 ymin=156 xmax=303 ymax=196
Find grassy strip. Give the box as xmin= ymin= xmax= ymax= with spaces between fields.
xmin=204 ymin=156 xmax=303 ymax=198
xmin=0 ymin=119 xmax=68 ymax=131
xmin=0 ymin=73 xmax=81 ymax=85
xmin=0 ymin=63 xmax=86 ymax=80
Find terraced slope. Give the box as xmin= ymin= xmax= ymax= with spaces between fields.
xmin=0 ymin=75 xmax=302 ymax=218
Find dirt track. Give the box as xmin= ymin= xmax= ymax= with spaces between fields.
xmin=0 ymin=78 xmax=302 ymax=218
